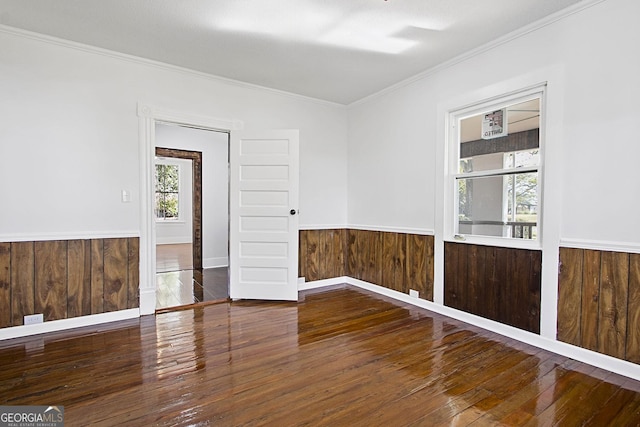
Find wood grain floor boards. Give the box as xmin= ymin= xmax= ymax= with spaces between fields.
xmin=1 ymin=285 xmax=640 ymax=426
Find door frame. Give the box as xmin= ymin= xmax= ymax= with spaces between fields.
xmin=137 ymin=103 xmax=243 ymax=315
xmin=155 ymin=146 xmax=203 ymax=270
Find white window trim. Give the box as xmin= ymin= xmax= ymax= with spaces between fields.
xmin=446 ymin=85 xmax=546 ymax=251
xmin=154 ymin=158 xmax=184 ymax=223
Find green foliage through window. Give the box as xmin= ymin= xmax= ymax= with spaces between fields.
xmin=155 ymin=164 xmax=179 ymax=220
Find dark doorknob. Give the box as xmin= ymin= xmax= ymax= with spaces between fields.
xmin=290 ymin=209 xmax=297 ymax=215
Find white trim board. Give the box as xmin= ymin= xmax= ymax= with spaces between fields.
xmin=346 ymin=225 xmax=435 ymax=236
xmin=299 ymin=277 xmax=640 ymax=382
xmin=560 ymin=238 xmax=640 ymax=255
xmin=0 ymin=309 xmax=140 ymax=341
xmin=0 ymin=230 xmax=139 ymax=243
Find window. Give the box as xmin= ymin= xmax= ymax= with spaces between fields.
xmin=155 ymin=163 xmax=180 ymax=220
xmin=452 ymin=89 xmax=543 ymax=242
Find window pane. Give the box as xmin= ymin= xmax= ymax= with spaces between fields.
xmin=459 ymin=99 xmax=540 ymax=173
xmin=156 ymin=164 xmax=179 ymax=192
xmin=159 ymin=193 xmax=179 ymax=219
xmin=458 ymin=172 xmax=538 ymax=239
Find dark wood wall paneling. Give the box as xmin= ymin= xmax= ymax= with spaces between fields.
xmin=557 ymin=247 xmax=640 ymax=363
xmin=444 ymin=242 xmax=542 ymax=334
xmin=0 ymin=237 xmax=139 ymax=329
xmin=299 ymin=229 xmax=435 ymax=301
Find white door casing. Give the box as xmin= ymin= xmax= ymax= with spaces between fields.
xmin=230 ymin=130 xmax=300 ymax=301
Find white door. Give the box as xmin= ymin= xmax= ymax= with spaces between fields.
xmin=229 ymin=130 xmax=299 ymax=301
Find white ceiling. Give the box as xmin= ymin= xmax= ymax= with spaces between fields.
xmin=0 ymin=0 xmax=584 ymax=105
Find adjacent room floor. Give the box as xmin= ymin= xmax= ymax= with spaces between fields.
xmin=156 ymin=243 xmax=228 ymax=310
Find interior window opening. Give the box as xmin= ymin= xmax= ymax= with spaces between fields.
xmin=455 ymin=96 xmax=541 ymax=241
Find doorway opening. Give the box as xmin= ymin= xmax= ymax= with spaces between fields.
xmin=154 ymin=123 xmax=230 ymax=311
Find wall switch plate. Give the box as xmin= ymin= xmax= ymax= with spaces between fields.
xmin=121 ymin=189 xmax=131 ymax=203
xmin=409 ymin=289 xmax=419 ymax=298
xmin=24 ymin=314 xmax=44 ymax=325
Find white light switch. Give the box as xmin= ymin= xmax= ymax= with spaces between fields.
xmin=121 ymin=190 xmax=131 ymax=203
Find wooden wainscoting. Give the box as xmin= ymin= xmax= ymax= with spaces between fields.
xmin=298 ymin=229 xmax=347 ymax=282
xmin=0 ymin=237 xmax=139 ymax=328
xmin=298 ymin=229 xmax=434 ymax=301
xmin=346 ymin=229 xmax=434 ymax=301
xmin=444 ymin=242 xmax=542 ymax=334
xmin=558 ymin=247 xmax=640 ymax=363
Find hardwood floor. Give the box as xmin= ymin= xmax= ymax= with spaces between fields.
xmin=1 ymin=285 xmax=640 ymax=426
xmin=156 ymin=243 xmax=228 ymax=310
xmin=156 ymin=243 xmax=193 ymax=273
xmin=156 ymin=268 xmax=229 ymax=309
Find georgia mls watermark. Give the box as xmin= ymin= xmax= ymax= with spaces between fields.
xmin=0 ymin=406 xmax=64 ymax=427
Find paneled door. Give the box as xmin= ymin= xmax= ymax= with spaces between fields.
xmin=230 ymin=130 xmax=299 ymax=301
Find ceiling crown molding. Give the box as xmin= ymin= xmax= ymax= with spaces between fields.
xmin=349 ymin=0 xmax=607 ymax=108
xmin=0 ymin=24 xmax=346 ymax=109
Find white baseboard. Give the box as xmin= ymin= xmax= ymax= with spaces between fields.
xmin=299 ymin=276 xmax=640 ymax=382
xmin=0 ymin=309 xmax=140 ymax=341
xmin=156 ymin=238 xmax=192 ymax=245
xmin=298 ymin=276 xmax=347 ymax=291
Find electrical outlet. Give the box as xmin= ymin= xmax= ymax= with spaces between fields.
xmin=24 ymin=314 xmax=43 ymax=325
xmin=409 ymin=289 xmax=419 ymax=298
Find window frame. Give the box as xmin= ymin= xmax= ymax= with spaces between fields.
xmin=446 ymin=85 xmax=546 ymax=250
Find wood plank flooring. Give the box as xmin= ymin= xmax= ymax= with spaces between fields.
xmin=155 ymin=243 xmax=228 ymax=309
xmin=1 ymin=285 xmax=640 ymax=426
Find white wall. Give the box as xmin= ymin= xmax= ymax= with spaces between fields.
xmin=155 ymin=124 xmax=229 ymax=268
xmin=0 ymin=28 xmax=348 ymax=242
xmin=348 ymin=0 xmax=640 ymax=249
xmin=154 ymin=156 xmax=193 ymax=245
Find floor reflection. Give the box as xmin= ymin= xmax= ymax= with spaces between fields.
xmin=156 ymin=267 xmax=229 ymax=309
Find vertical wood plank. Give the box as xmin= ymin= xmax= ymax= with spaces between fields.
xmin=304 ymin=230 xmax=320 ymax=282
xmin=91 ymin=239 xmax=105 ymax=314
xmin=626 ymin=253 xmax=640 ymax=363
xmin=557 ymin=248 xmax=583 ymax=345
xmin=328 ymin=229 xmax=346 ymax=278
xmin=364 ymin=231 xmax=382 ymax=286
xmin=104 ymin=238 xmax=129 ymax=312
xmin=298 ymin=230 xmax=306 ymax=280
xmin=456 ymin=242 xmax=470 ymax=313
xmin=127 ymin=237 xmax=140 ymax=309
xmin=405 ymin=234 xmax=427 ymax=298
xmin=466 ymin=244 xmax=484 ymax=318
xmin=11 ymin=242 xmax=35 ymax=325
xmin=346 ymin=229 xmax=357 ymax=280
xmin=338 ymin=229 xmax=348 ymax=278
xmin=318 ymin=229 xmax=330 ymax=280
xmin=68 ymin=240 xmax=92 ymax=317
xmin=34 ymin=240 xmax=68 ymax=321
xmin=319 ymin=229 xmax=341 ymax=280
xmin=486 ymin=246 xmax=503 ymax=324
xmin=529 ymin=250 xmax=542 ymax=334
xmin=508 ymin=248 xmax=536 ymax=332
xmin=581 ymin=250 xmax=601 ymax=352
xmin=443 ymin=242 xmax=460 ymax=309
xmin=0 ymin=243 xmax=11 ymax=328
xmin=382 ymin=232 xmax=403 ymax=292
xmin=598 ymin=251 xmax=629 ymax=359
xmin=424 ymin=235 xmax=434 ymax=301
